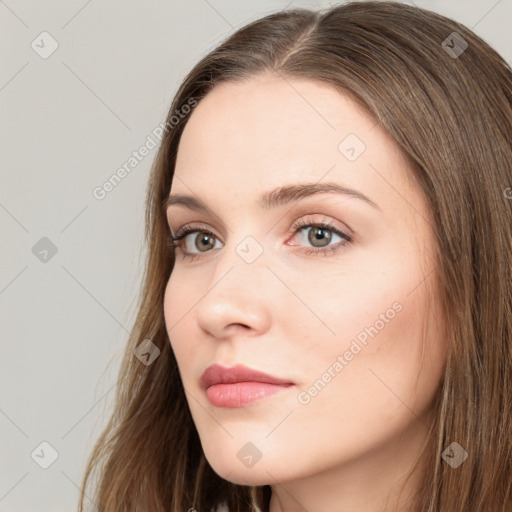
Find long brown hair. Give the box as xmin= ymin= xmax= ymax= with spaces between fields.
xmin=78 ymin=2 xmax=512 ymax=511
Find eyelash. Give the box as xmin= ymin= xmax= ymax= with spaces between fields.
xmin=166 ymin=218 xmax=353 ymax=262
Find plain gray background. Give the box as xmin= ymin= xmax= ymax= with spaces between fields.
xmin=1 ymin=1 xmax=511 ymax=510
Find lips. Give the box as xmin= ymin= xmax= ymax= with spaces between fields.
xmin=200 ymin=363 xmax=294 ymax=389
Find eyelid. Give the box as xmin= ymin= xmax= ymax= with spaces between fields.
xmin=287 ymin=214 xmax=353 ymax=239
xmin=170 ymin=221 xmax=219 ymax=239
xmin=166 ymin=196 xmax=356 ymax=234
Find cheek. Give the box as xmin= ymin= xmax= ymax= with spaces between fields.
xmin=163 ymin=271 xmax=197 ymax=366
xmin=304 ymin=252 xmax=443 ymax=418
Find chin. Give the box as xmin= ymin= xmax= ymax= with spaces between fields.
xmin=202 ymin=448 xmax=277 ymax=486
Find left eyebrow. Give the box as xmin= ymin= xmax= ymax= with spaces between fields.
xmin=163 ymin=181 xmax=382 ymax=214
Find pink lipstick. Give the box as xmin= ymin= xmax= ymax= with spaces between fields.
xmin=200 ymin=363 xmax=294 ymax=407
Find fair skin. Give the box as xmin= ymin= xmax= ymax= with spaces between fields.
xmin=164 ymin=73 xmax=447 ymax=512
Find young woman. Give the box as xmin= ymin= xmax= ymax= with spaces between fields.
xmin=78 ymin=2 xmax=512 ymax=511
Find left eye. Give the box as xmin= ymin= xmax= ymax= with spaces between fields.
xmin=169 ymin=220 xmax=352 ymax=260
xmin=289 ymin=222 xmax=351 ymax=249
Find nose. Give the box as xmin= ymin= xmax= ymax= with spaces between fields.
xmin=195 ymin=241 xmax=272 ymax=340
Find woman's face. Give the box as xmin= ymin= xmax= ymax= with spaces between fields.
xmin=163 ymin=74 xmax=447 ymax=495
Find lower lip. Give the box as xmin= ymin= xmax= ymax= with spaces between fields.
xmin=205 ymin=382 xmax=293 ymax=407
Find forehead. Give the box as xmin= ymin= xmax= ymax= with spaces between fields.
xmin=172 ymin=74 xmax=421 ymax=217
xmin=176 ymin=74 xmax=376 ymax=171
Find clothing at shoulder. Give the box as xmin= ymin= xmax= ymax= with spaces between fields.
xmin=210 ymin=501 xmax=229 ymax=512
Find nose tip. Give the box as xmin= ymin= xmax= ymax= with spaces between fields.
xmin=195 ymin=262 xmax=272 ymax=341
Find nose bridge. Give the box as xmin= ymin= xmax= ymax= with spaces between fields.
xmin=212 ymin=232 xmax=268 ymax=292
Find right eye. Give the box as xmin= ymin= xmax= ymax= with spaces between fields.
xmin=169 ymin=224 xmax=223 ymax=260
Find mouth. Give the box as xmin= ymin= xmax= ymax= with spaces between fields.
xmin=200 ymin=363 xmax=295 ymax=408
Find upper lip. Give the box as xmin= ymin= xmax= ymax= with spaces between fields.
xmin=200 ymin=364 xmax=294 ymax=389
